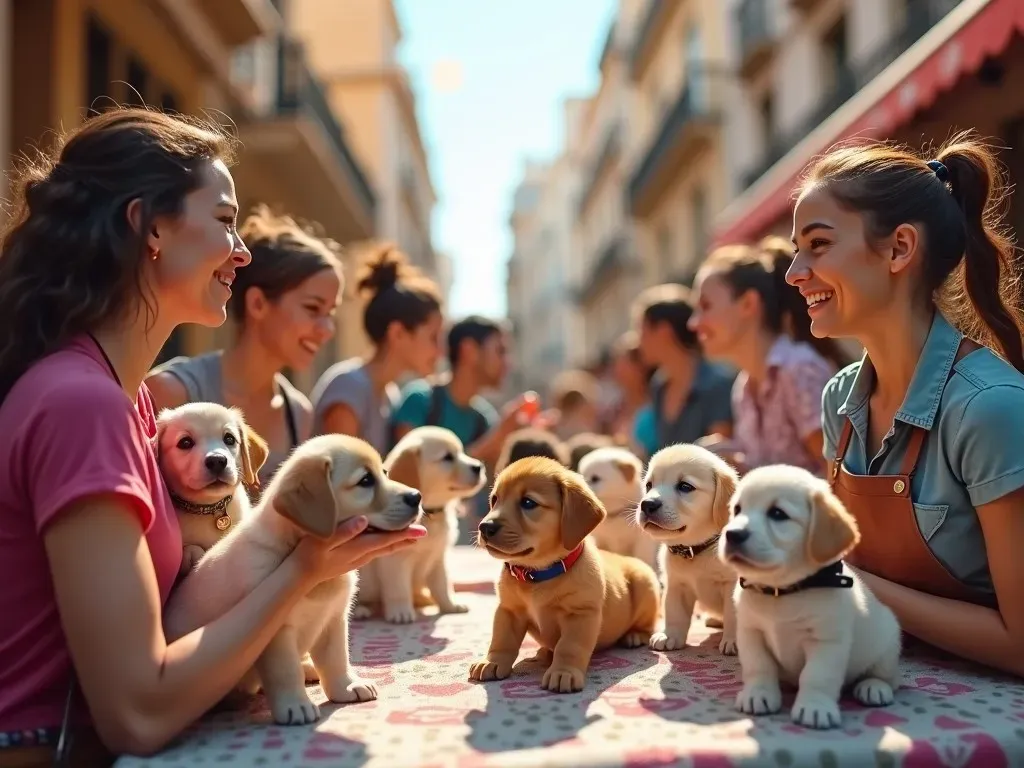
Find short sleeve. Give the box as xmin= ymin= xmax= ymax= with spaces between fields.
xmin=951 ymin=385 xmax=1024 ymax=507
xmin=473 ymin=398 xmax=500 ymax=428
xmin=633 ymin=405 xmax=657 ymax=457
xmin=314 ymin=371 xmax=369 ymax=426
xmin=391 ymin=380 xmax=432 ymax=428
xmin=820 ymin=371 xmax=848 ymax=461
xmin=19 ymin=379 xmax=157 ymax=534
xmin=779 ymin=360 xmax=834 ymax=439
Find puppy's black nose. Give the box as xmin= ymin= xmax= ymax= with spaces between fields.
xmin=725 ymin=528 xmax=750 ymax=545
xmin=401 ymin=490 xmax=422 ymax=509
xmin=470 ymin=462 xmax=483 ymax=477
xmin=478 ymin=519 xmax=502 ymax=539
xmin=640 ymin=497 xmax=663 ymax=515
xmin=204 ymin=453 xmax=228 ymax=474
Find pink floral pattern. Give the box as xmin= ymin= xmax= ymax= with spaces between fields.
xmin=117 ymin=547 xmax=1024 ymax=767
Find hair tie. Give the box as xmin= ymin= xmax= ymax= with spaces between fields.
xmin=927 ymin=159 xmax=949 ymax=183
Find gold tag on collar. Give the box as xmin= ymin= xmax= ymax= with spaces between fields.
xmin=215 ymin=515 xmax=232 ymax=532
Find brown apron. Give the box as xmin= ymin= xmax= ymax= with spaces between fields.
xmin=828 ymin=342 xmax=992 ymax=607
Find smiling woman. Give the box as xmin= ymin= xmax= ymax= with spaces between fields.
xmin=787 ymin=130 xmax=1024 ymax=677
xmin=147 ymin=206 xmax=344 ymax=489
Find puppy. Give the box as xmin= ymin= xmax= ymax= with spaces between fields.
xmin=163 ymin=434 xmax=424 ymax=725
xmin=566 ymin=431 xmax=613 ymax=472
xmin=356 ymin=426 xmax=486 ymax=622
xmin=579 ymin=447 xmax=658 ymax=571
xmin=470 ymin=457 xmax=660 ymax=693
xmin=155 ymin=403 xmax=269 ymax=576
xmin=637 ymin=444 xmax=739 ymax=654
xmin=721 ymin=465 xmax=901 ymax=729
xmin=496 ymin=427 xmax=568 ymax=474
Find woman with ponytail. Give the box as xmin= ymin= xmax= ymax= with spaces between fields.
xmin=788 ymin=131 xmax=1024 ymax=676
xmin=311 ymin=245 xmax=443 ymax=453
xmin=688 ymin=237 xmax=846 ymax=474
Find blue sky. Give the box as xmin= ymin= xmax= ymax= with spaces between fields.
xmin=395 ymin=0 xmax=617 ymax=318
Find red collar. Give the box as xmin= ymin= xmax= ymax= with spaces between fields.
xmin=506 ymin=543 xmax=585 ymax=583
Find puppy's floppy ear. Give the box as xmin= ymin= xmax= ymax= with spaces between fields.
xmin=806 ymin=488 xmax=860 ymax=565
xmin=559 ymin=471 xmax=607 ymax=550
xmin=712 ymin=466 xmax=738 ymax=530
xmin=274 ymin=453 xmax=339 ymax=539
xmin=613 ymin=458 xmax=637 ymax=483
xmin=386 ymin=445 xmax=421 ymax=490
xmin=239 ymin=421 xmax=270 ymax=487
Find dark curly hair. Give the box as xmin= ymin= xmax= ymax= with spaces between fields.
xmin=355 ymin=244 xmax=443 ymax=345
xmin=0 ymin=108 xmax=237 ymax=400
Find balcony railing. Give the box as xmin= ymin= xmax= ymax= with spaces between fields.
xmin=576 ymin=236 xmax=628 ymax=304
xmin=736 ymin=0 xmax=775 ymax=76
xmin=741 ymin=0 xmax=962 ymax=190
xmin=276 ymin=37 xmax=376 ymax=216
xmin=577 ymin=124 xmax=622 ymax=217
xmin=629 ymin=67 xmax=727 ymax=212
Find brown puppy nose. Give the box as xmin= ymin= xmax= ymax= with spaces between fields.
xmin=478 ymin=519 xmax=502 ymax=539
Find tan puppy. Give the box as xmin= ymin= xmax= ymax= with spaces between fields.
xmin=155 ymin=403 xmax=269 ymax=576
xmin=469 ymin=457 xmax=660 ymax=693
xmin=637 ymin=444 xmax=739 ymax=654
xmin=356 ymin=426 xmax=486 ymax=622
xmin=579 ymin=446 xmax=659 ymax=571
xmin=721 ymin=465 xmax=901 ymax=730
xmin=163 ymin=434 xmax=424 ymax=725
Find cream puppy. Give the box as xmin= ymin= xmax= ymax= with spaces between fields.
xmin=357 ymin=426 xmax=486 ymax=622
xmin=579 ymin=447 xmax=658 ymax=571
xmin=636 ymin=444 xmax=739 ymax=654
xmin=163 ymin=434 xmax=424 ymax=725
xmin=720 ymin=465 xmax=901 ymax=730
xmin=155 ymin=403 xmax=269 ymax=576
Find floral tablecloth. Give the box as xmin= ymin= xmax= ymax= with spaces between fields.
xmin=120 ymin=547 xmax=1024 ymax=768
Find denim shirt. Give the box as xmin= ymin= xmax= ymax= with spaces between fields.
xmin=821 ymin=312 xmax=1024 ymax=597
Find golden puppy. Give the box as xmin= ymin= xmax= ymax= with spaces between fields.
xmin=720 ymin=465 xmax=901 ymax=730
xmin=469 ymin=457 xmax=660 ymax=693
xmin=637 ymin=444 xmax=739 ymax=654
xmin=164 ymin=434 xmax=424 ymax=725
xmin=579 ymin=446 xmax=659 ymax=571
xmin=155 ymin=403 xmax=269 ymax=576
xmin=356 ymin=426 xmax=486 ymax=622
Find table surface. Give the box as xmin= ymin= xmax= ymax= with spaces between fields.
xmin=119 ymin=546 xmax=1024 ymax=768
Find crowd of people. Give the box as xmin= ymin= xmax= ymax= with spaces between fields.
xmin=0 ymin=107 xmax=1023 ymax=764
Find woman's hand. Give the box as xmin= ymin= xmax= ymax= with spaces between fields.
xmin=291 ymin=516 xmax=427 ymax=585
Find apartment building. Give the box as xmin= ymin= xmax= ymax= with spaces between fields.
xmin=715 ymin=0 xmax=1024 ymax=245
xmin=573 ymin=4 xmax=647 ymax=365
xmin=625 ymin=0 xmax=732 ymax=287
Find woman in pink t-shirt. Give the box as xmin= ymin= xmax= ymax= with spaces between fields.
xmin=687 ymin=237 xmax=851 ymax=475
xmin=0 ymin=109 xmax=424 ymax=764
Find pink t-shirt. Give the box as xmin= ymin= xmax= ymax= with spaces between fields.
xmin=0 ymin=336 xmax=182 ymax=732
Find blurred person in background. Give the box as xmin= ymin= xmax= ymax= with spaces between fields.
xmin=311 ymin=246 xmax=443 ymax=455
xmin=607 ymin=331 xmax=655 ymax=450
xmin=633 ymin=284 xmax=735 ymax=452
xmin=549 ymin=369 xmax=601 ymax=441
xmin=687 ymin=236 xmax=848 ymax=475
xmin=148 ymin=206 xmax=343 ymax=487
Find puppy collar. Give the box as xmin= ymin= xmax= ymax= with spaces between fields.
xmin=422 ymin=506 xmax=446 ymax=516
xmin=506 ymin=544 xmax=585 ymax=584
xmin=739 ymin=561 xmax=854 ymax=597
xmin=668 ymin=534 xmax=720 ymax=560
xmin=170 ymin=493 xmax=234 ymax=532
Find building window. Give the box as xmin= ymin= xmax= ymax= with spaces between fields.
xmin=821 ymin=16 xmax=848 ymax=91
xmin=86 ymin=15 xmax=112 ymax=113
xmin=126 ymin=56 xmax=149 ymax=106
xmin=759 ymin=91 xmax=774 ymax=142
xmin=691 ymin=187 xmax=708 ymax=262
xmin=658 ymin=226 xmax=673 ymax=278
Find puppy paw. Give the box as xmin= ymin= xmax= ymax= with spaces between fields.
xmin=351 ymin=604 xmax=373 ymax=620
xmin=383 ymin=604 xmax=418 ymax=624
xmin=468 ymin=659 xmax=513 ymax=682
xmin=325 ymin=677 xmax=378 ymax=704
xmin=541 ymin=665 xmax=585 ymax=693
xmin=792 ymin=692 xmax=842 ymax=729
xmin=437 ymin=602 xmax=470 ymax=615
xmin=718 ymin=635 xmax=738 ymax=656
xmin=268 ymin=691 xmax=320 ymax=725
xmin=736 ymin=682 xmax=782 ymax=716
xmin=852 ymin=677 xmax=894 ymax=707
xmin=620 ymin=631 xmax=650 ymax=649
xmin=301 ymin=657 xmax=320 ymax=683
xmin=649 ymin=632 xmax=687 ymax=652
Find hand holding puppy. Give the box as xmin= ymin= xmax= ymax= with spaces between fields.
xmin=292 ymin=516 xmax=427 ymax=587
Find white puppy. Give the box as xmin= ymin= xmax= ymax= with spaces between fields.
xmin=720 ymin=465 xmax=901 ymax=730
xmin=164 ymin=434 xmax=424 ymax=725
xmin=636 ymin=444 xmax=739 ymax=655
xmin=579 ymin=447 xmax=658 ymax=571
xmin=155 ymin=403 xmax=268 ymax=576
xmin=357 ymin=426 xmax=486 ymax=622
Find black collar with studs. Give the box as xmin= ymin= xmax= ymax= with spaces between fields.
xmin=170 ymin=493 xmax=233 ymax=517
xmin=668 ymin=534 xmax=720 ymax=560
xmin=739 ymin=561 xmax=854 ymax=597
